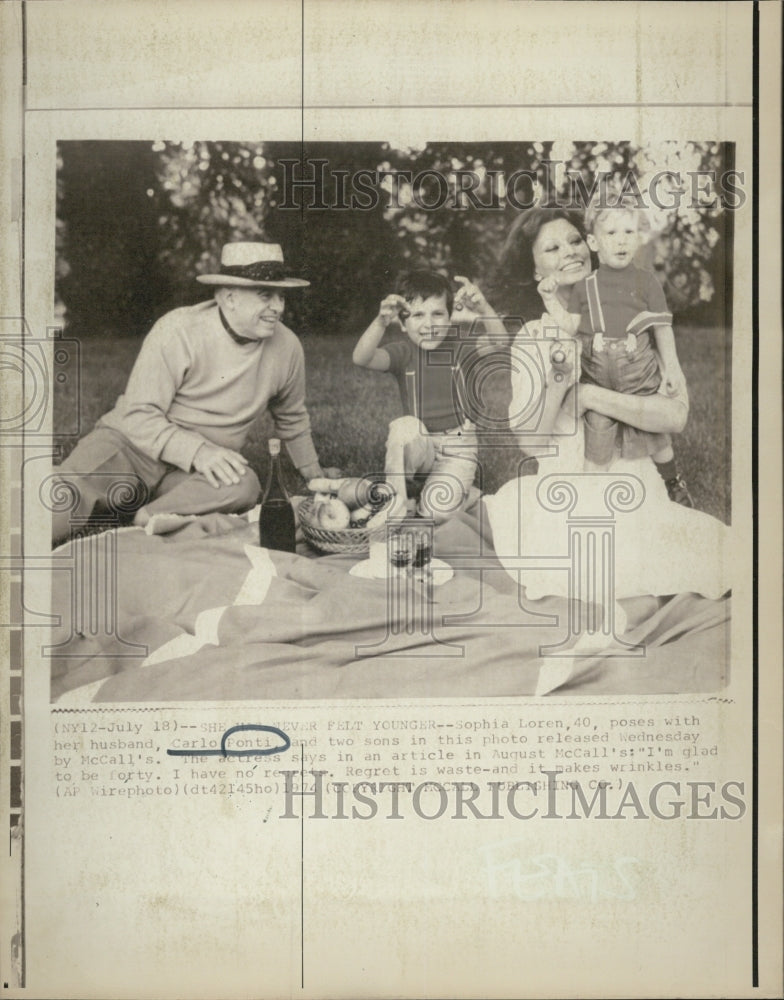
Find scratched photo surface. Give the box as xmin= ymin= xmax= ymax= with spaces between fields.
xmin=46 ymin=139 xmax=734 ymax=704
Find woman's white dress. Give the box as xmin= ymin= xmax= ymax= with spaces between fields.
xmin=484 ymin=319 xmax=731 ymax=608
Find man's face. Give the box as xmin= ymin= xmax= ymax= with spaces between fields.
xmin=402 ymin=294 xmax=451 ymax=350
xmin=223 ymin=286 xmax=286 ymax=339
xmin=587 ymin=210 xmax=643 ymax=269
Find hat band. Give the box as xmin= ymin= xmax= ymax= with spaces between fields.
xmin=220 ymin=261 xmax=289 ymax=282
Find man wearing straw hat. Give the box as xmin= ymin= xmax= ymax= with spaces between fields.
xmin=52 ymin=242 xmax=326 ymax=545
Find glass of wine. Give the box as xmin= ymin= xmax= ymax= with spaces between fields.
xmin=412 ymin=534 xmax=433 ymax=570
xmin=388 ymin=533 xmax=415 ymax=571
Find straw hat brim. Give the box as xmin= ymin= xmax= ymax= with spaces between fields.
xmin=196 ymin=274 xmax=310 ymax=288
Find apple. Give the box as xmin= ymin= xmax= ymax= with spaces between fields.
xmin=314 ymin=497 xmax=351 ymax=531
xmin=308 ymin=476 xmax=343 ymax=494
xmin=337 ymin=477 xmax=367 ymax=510
xmin=350 ymin=505 xmax=374 ymax=528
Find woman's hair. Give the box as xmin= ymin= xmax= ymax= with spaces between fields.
xmin=394 ymin=269 xmax=454 ymax=315
xmin=489 ymin=207 xmax=589 ymax=323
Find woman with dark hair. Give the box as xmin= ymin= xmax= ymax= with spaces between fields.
xmin=490 ymin=206 xmax=690 ymax=446
xmin=489 ymin=206 xmax=592 ymax=327
xmin=478 ymin=206 xmax=729 ymax=645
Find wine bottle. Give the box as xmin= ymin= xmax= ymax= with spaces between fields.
xmin=259 ymin=438 xmax=296 ymax=553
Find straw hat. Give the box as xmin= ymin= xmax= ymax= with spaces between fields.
xmin=196 ymin=242 xmax=309 ymax=288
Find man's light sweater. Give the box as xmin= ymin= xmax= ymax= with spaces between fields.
xmin=100 ymin=300 xmax=318 ymax=472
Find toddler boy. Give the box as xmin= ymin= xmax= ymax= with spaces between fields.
xmin=538 ymin=197 xmax=693 ymax=505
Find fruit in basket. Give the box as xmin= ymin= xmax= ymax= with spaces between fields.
xmin=337 ymin=477 xmax=371 ymax=510
xmin=350 ymin=505 xmax=374 ymax=528
xmin=338 ymin=476 xmax=397 ymax=511
xmin=314 ymin=497 xmax=351 ymax=530
xmin=308 ymin=476 xmax=343 ymax=494
xmin=364 ymin=479 xmax=396 ymax=510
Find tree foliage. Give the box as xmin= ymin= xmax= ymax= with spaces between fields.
xmin=57 ymin=139 xmax=735 ymax=336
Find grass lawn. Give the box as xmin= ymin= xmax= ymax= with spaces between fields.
xmin=54 ymin=324 xmax=731 ymax=524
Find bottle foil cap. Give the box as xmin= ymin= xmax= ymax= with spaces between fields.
xmin=268 ymin=438 xmax=281 ymax=457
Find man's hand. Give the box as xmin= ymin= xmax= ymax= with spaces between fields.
xmin=299 ymin=462 xmax=344 ymax=483
xmin=192 ymin=444 xmax=249 ymax=488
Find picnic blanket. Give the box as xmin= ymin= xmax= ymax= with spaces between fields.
xmin=50 ymin=501 xmax=730 ymax=703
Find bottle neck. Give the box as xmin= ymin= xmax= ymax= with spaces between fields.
xmin=263 ymin=452 xmax=289 ymax=502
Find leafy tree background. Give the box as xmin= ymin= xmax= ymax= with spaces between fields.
xmin=56 ymin=139 xmax=734 ymax=338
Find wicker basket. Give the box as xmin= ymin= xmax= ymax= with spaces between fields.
xmin=297 ymin=496 xmax=390 ymax=554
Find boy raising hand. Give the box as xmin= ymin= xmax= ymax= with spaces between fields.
xmin=353 ymin=270 xmax=491 ymax=523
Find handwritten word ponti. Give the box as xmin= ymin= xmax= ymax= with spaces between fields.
xmin=167 ymin=724 xmax=290 ymax=758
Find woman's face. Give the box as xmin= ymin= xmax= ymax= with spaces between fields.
xmin=531 ymin=218 xmax=591 ymax=290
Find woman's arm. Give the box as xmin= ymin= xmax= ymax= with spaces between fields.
xmin=578 ymin=381 xmax=688 ymax=434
